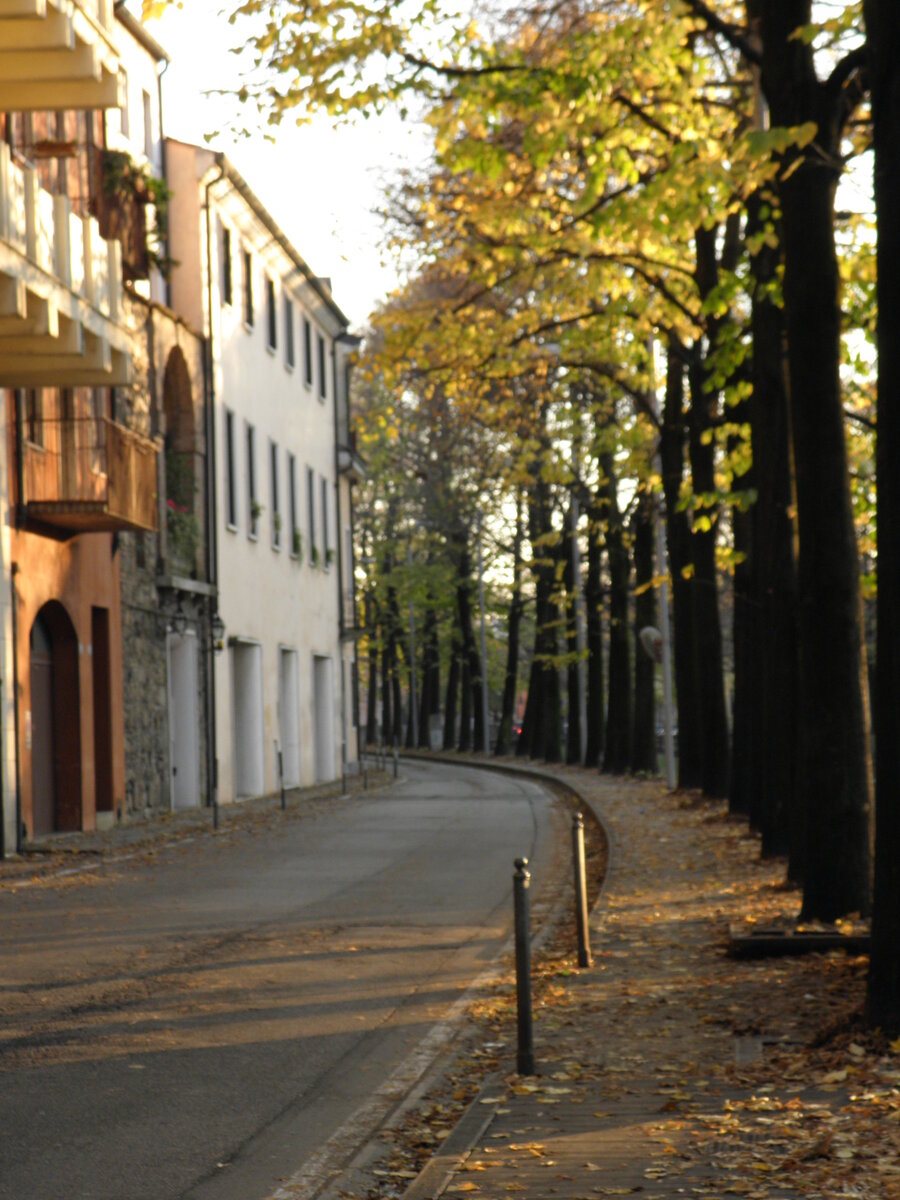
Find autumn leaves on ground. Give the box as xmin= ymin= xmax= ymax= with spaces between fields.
xmin=349 ymin=771 xmax=899 ymax=1200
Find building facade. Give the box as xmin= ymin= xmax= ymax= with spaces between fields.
xmin=166 ymin=140 xmax=360 ymax=805
xmin=0 ymin=0 xmax=165 ymax=850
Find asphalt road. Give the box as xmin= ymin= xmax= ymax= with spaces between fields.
xmin=0 ymin=759 xmax=565 ymax=1200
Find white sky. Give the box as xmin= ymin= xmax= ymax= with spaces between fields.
xmin=143 ymin=3 xmax=433 ymax=330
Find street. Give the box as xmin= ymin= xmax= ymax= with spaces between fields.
xmin=0 ymin=760 xmax=566 ymax=1200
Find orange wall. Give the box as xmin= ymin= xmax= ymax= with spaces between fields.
xmin=11 ymin=524 xmax=126 ymax=836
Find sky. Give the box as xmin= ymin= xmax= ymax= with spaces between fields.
xmin=143 ymin=3 xmax=433 ymax=330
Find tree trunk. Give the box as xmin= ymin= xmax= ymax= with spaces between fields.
xmin=583 ymin=503 xmax=605 ymax=768
xmin=496 ymin=494 xmax=524 ymax=756
xmin=418 ymin=605 xmax=440 ymax=749
xmin=603 ymin=455 xmax=632 ymax=773
xmin=756 ymin=0 xmax=872 ymax=919
xmin=660 ymin=348 xmax=703 ymax=789
xmin=365 ymin=590 xmax=378 ymax=746
xmin=443 ymin=638 xmax=460 ymax=751
xmin=518 ymin=466 xmax=562 ymax=762
xmin=747 ymin=190 xmax=800 ymax=863
xmin=565 ymin=505 xmax=583 ymax=765
xmin=729 ymin=417 xmax=758 ymax=819
xmin=631 ymin=492 xmax=657 ymax=774
xmin=865 ymin=0 xmax=900 ymax=1030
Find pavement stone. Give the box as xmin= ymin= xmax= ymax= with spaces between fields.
xmin=400 ymin=762 xmax=817 ymax=1200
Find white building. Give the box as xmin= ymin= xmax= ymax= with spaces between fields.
xmin=165 ymin=141 xmax=361 ymax=803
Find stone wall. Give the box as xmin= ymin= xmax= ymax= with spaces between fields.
xmin=117 ymin=291 xmax=210 ymax=819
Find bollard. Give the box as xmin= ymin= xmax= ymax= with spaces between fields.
xmin=393 ymin=739 xmax=399 ymax=778
xmin=363 ymin=748 xmax=368 ymax=790
xmin=212 ymin=758 xmax=219 ymax=831
xmin=342 ymin=770 xmax=347 ymax=796
xmin=572 ymin=812 xmax=592 ymax=968
xmin=513 ymin=857 xmax=536 ymax=1075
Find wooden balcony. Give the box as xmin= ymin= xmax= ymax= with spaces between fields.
xmin=0 ymin=0 xmax=121 ymax=111
xmin=21 ymin=414 xmax=159 ymax=533
xmin=0 ymin=141 xmax=131 ymax=387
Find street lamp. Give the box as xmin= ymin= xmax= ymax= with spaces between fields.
xmin=171 ymin=599 xmax=188 ymax=637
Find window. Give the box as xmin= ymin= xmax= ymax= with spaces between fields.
xmin=321 ymin=475 xmax=331 ymax=567
xmin=221 ymin=226 xmax=233 ymax=307
xmin=288 ymin=453 xmax=299 ymax=557
xmin=284 ymin=297 xmax=295 ymax=368
xmin=142 ymin=89 xmax=153 ymax=159
xmin=270 ymin=439 xmax=281 ymax=549
xmin=224 ymin=409 xmax=237 ymax=527
xmin=247 ymin=423 xmax=258 ymax=537
xmin=317 ymin=333 xmax=327 ymax=400
xmin=266 ymin=276 xmax=277 ymax=351
xmin=243 ymin=249 xmax=254 ymax=327
xmin=302 ymin=317 xmax=312 ymax=388
xmin=118 ymin=69 xmax=129 ymax=136
xmin=306 ymin=466 xmax=316 ymax=564
xmin=23 ymin=388 xmax=43 ymax=447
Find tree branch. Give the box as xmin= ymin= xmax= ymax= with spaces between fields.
xmin=680 ymin=0 xmax=762 ymax=66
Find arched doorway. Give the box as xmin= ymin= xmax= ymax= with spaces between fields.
xmin=30 ymin=602 xmax=81 ymax=835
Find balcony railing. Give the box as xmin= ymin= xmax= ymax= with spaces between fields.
xmin=0 ymin=0 xmax=121 ymax=112
xmin=21 ymin=415 xmax=159 ymax=533
xmin=0 ymin=141 xmax=130 ymax=387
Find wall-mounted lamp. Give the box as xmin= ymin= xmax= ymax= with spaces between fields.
xmin=172 ymin=599 xmax=188 ymax=637
xmin=211 ymin=612 xmax=226 ymax=655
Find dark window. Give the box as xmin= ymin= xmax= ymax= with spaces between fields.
xmin=243 ymin=249 xmax=254 ymax=326
xmin=224 ymin=409 xmax=237 ymax=527
xmin=288 ymin=453 xmax=298 ymax=555
xmin=320 ymin=475 xmax=330 ymax=565
xmin=284 ymin=297 xmax=295 ymax=368
xmin=222 ymin=227 xmax=233 ymax=307
xmin=266 ymin=277 xmax=277 ymax=350
xmin=306 ymin=466 xmax=316 ymax=561
xmin=317 ymin=333 xmax=327 ymax=400
xmin=247 ymin=423 xmax=258 ymax=537
xmin=270 ymin=439 xmax=280 ymax=548
xmin=303 ymin=317 xmax=312 ymax=387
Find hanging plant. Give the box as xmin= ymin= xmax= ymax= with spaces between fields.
xmin=100 ymin=149 xmax=175 ymax=279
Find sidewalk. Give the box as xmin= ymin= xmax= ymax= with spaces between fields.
xmin=0 ymin=770 xmax=384 ymax=889
xmin=398 ymin=766 xmax=896 ymax=1200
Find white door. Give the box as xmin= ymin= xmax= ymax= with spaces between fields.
xmin=232 ymin=641 xmax=264 ymax=797
xmin=279 ymin=648 xmax=300 ymax=787
xmin=313 ymin=654 xmax=335 ymax=784
xmin=168 ymin=632 xmax=200 ymax=810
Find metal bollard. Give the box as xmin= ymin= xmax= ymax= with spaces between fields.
xmin=342 ymin=770 xmax=347 ymax=796
xmin=393 ymin=740 xmax=399 ymax=778
xmin=363 ymin=748 xmax=368 ymax=790
xmin=572 ymin=812 xmax=592 ymax=968
xmin=513 ymin=857 xmax=536 ymax=1075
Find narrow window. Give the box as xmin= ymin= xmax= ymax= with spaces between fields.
xmin=284 ymin=297 xmax=295 ymax=368
xmin=321 ymin=475 xmax=330 ymax=566
xmin=288 ymin=452 xmax=299 ymax=557
xmin=142 ymin=89 xmax=153 ymax=158
xmin=266 ymin=277 xmax=277 ymax=350
xmin=303 ymin=317 xmax=312 ymax=388
xmin=224 ymin=408 xmax=237 ymax=527
xmin=317 ymin=333 xmax=327 ymax=400
xmin=221 ymin=226 xmax=233 ymax=307
xmin=243 ymin=249 xmax=254 ymax=327
xmin=270 ymin=439 xmax=281 ymax=548
xmin=247 ymin=423 xmax=258 ymax=537
xmin=24 ymin=388 xmax=43 ymax=446
xmin=118 ymin=69 xmax=129 ymax=136
xmin=306 ymin=466 xmax=316 ymax=563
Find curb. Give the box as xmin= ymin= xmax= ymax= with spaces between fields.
xmin=392 ymin=752 xmax=619 ymax=1200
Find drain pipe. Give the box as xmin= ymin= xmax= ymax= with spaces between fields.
xmin=204 ymin=160 xmax=226 ymax=825
xmin=10 ymin=562 xmax=21 ymax=853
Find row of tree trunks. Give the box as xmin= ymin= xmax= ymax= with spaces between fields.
xmin=631 ymin=493 xmax=658 ymax=774
xmin=495 ymin=491 xmax=525 ymax=756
